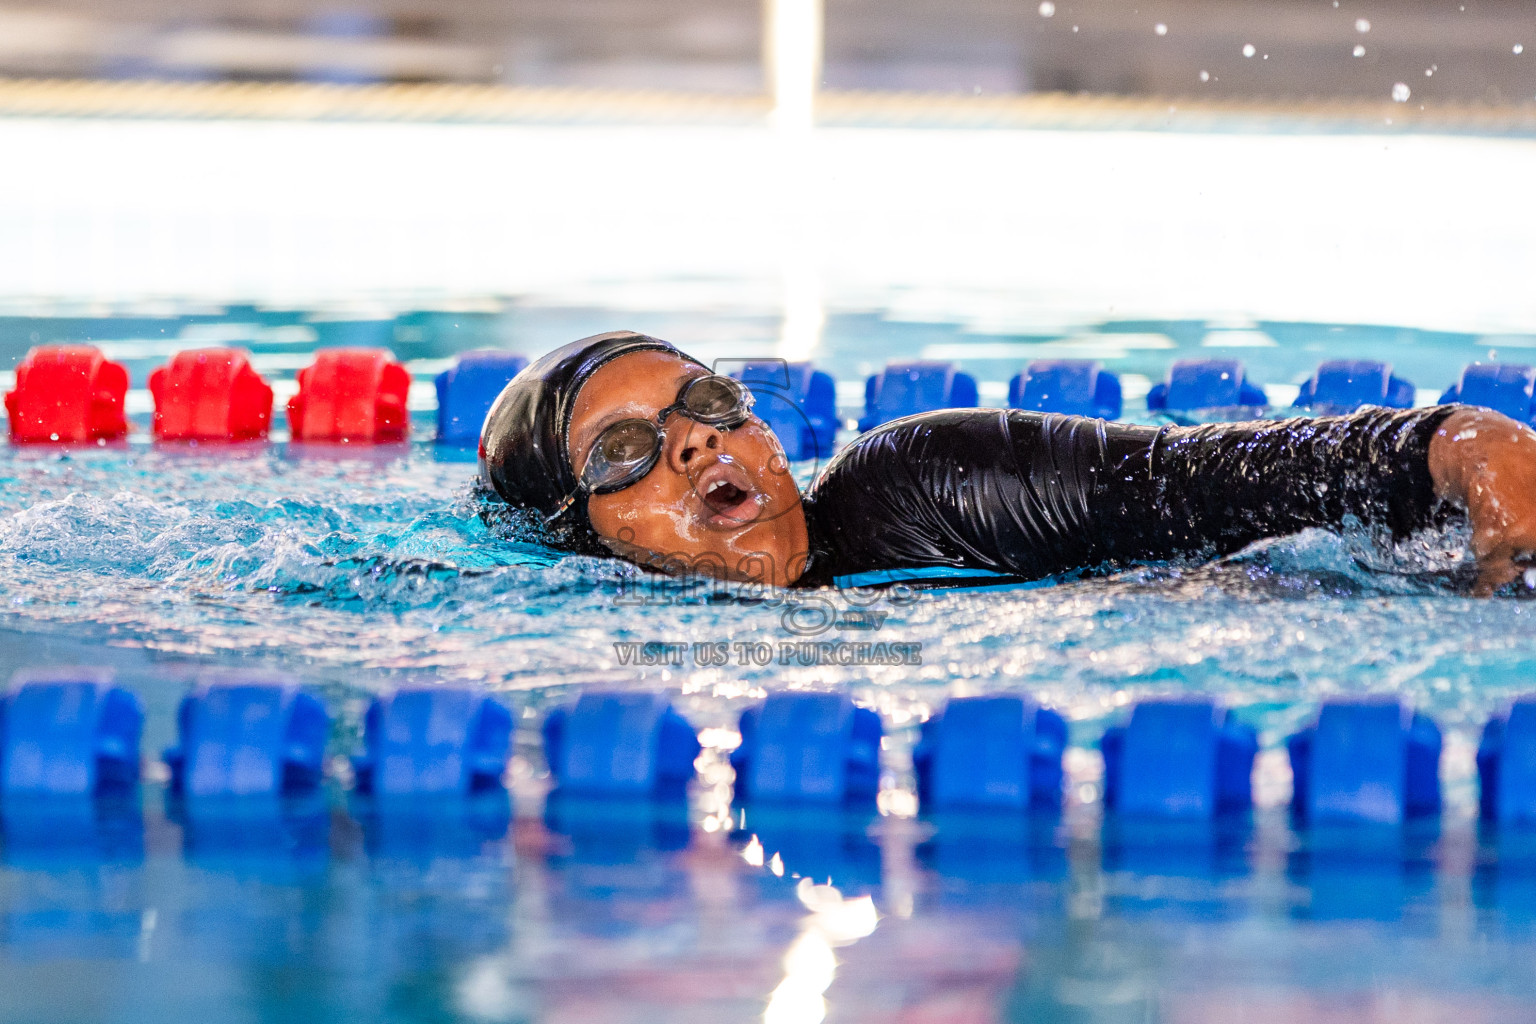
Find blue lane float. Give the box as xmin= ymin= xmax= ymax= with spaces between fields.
xmin=731 ymin=692 xmax=881 ymax=805
xmin=918 ymin=811 xmax=1068 ymax=886
xmin=913 ymin=695 xmax=1066 ymax=811
xmin=1146 ymin=358 xmax=1268 ymax=414
xmin=1101 ymin=818 xmax=1255 ymax=889
xmin=1294 ymin=359 xmax=1416 ymax=412
xmin=164 ymin=675 xmax=329 ymax=798
xmin=730 ymin=360 xmax=839 ymax=460
xmin=545 ymin=795 xmax=691 ymax=865
xmin=176 ymin=794 xmax=332 ymax=871
xmin=30 ymin=339 xmax=1536 ymax=453
xmin=1287 ymin=699 xmax=1442 ymax=824
xmin=356 ymin=793 xmax=512 ymax=860
xmin=543 ymin=691 xmax=700 ymax=798
xmin=434 ymin=350 xmax=528 ymax=445
xmin=1007 ymin=360 xmax=1122 ymax=419
xmin=735 ymin=806 xmax=884 ymax=892
xmin=1478 ymin=696 xmax=1536 ymax=825
xmin=0 ymin=669 xmax=142 ymax=799
xmin=0 ymin=795 xmax=143 ymax=866
xmin=1101 ymin=699 xmax=1258 ymax=818
xmin=858 ymin=360 xmax=978 ymax=431
xmin=352 ymin=687 xmax=513 ymax=796
xmin=1440 ymin=363 xmax=1536 ymax=424
xmin=12 ymin=661 xmax=1536 ymax=868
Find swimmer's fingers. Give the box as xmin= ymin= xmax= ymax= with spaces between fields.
xmin=1471 ymin=543 xmax=1536 ymax=597
xmin=1473 ymin=555 xmax=1523 ymax=597
xmin=1435 ymin=412 xmax=1536 ymax=596
xmin=1463 ymin=447 xmax=1536 ymax=596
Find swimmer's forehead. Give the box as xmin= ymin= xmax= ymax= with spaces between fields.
xmin=567 ymin=350 xmax=708 ymax=462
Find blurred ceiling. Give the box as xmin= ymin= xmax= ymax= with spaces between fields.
xmin=0 ymin=0 xmax=1530 ymax=104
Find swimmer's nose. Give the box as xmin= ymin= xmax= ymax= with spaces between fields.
xmin=662 ymin=412 xmax=723 ymax=475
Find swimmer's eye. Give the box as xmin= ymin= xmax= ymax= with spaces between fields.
xmin=583 ymin=418 xmax=661 ymax=493
xmin=597 ymin=420 xmax=656 ymax=465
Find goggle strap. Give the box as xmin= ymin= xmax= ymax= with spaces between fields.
xmin=544 ymin=489 xmax=582 ymax=525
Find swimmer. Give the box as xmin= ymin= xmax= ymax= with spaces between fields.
xmin=479 ymin=331 xmax=1536 ymax=595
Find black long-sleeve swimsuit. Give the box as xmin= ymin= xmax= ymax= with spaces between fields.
xmin=795 ymin=406 xmax=1459 ymax=589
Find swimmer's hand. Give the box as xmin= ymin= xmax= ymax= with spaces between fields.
xmin=1429 ymin=408 xmax=1536 ymax=596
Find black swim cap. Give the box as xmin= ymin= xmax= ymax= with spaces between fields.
xmin=478 ymin=331 xmax=704 ymax=554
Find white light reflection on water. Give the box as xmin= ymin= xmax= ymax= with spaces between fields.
xmin=763 ymin=878 xmax=879 ymax=1024
xmin=765 ymin=931 xmax=836 ymax=1024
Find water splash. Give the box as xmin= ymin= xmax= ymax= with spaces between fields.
xmin=1 ymin=443 xmax=1532 ymax=760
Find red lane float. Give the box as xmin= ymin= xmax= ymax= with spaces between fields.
xmin=149 ymin=347 xmax=274 ymax=442
xmin=4 ymin=345 xmax=129 ymax=444
xmin=287 ymin=348 xmax=411 ymax=443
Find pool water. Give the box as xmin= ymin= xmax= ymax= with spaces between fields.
xmin=3 ymin=300 xmax=1536 ymax=1022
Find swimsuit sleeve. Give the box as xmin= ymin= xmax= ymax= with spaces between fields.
xmin=799 ymin=405 xmax=1459 ymax=586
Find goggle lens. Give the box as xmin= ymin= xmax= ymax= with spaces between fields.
xmin=583 ymin=419 xmax=661 ymax=493
xmin=683 ymin=376 xmax=751 ymax=425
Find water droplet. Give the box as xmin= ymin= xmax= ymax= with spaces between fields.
xmin=1353 ymin=44 xmax=1366 ymax=57
xmin=1392 ymin=82 xmax=1411 ymax=102
xmin=1242 ymin=43 xmax=1256 ymax=57
xmin=1072 ymin=25 xmax=1079 ymax=32
xmin=1355 ymin=18 xmax=1371 ymax=33
xmin=1038 ymin=1 xmax=1055 ymax=16
xmin=1199 ymin=70 xmax=1210 ymax=82
xmin=1516 ymin=44 xmax=1526 ymax=55
xmin=1155 ymin=23 xmax=1168 ymax=35
xmin=1425 ymin=67 xmax=1434 ymax=76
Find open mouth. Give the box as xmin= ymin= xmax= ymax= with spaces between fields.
xmin=695 ymin=458 xmax=764 ymax=527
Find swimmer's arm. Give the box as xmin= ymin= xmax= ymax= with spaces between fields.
xmin=1427 ymin=407 xmax=1536 ymax=595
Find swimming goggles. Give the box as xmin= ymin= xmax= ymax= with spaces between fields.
xmin=549 ymin=374 xmax=755 ymax=522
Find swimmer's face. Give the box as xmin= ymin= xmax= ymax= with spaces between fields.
xmin=567 ymin=350 xmax=810 ymax=586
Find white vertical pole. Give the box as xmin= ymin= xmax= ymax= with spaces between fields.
xmin=765 ymin=0 xmax=826 ymax=360
xmin=765 ymin=0 xmax=824 ymax=134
